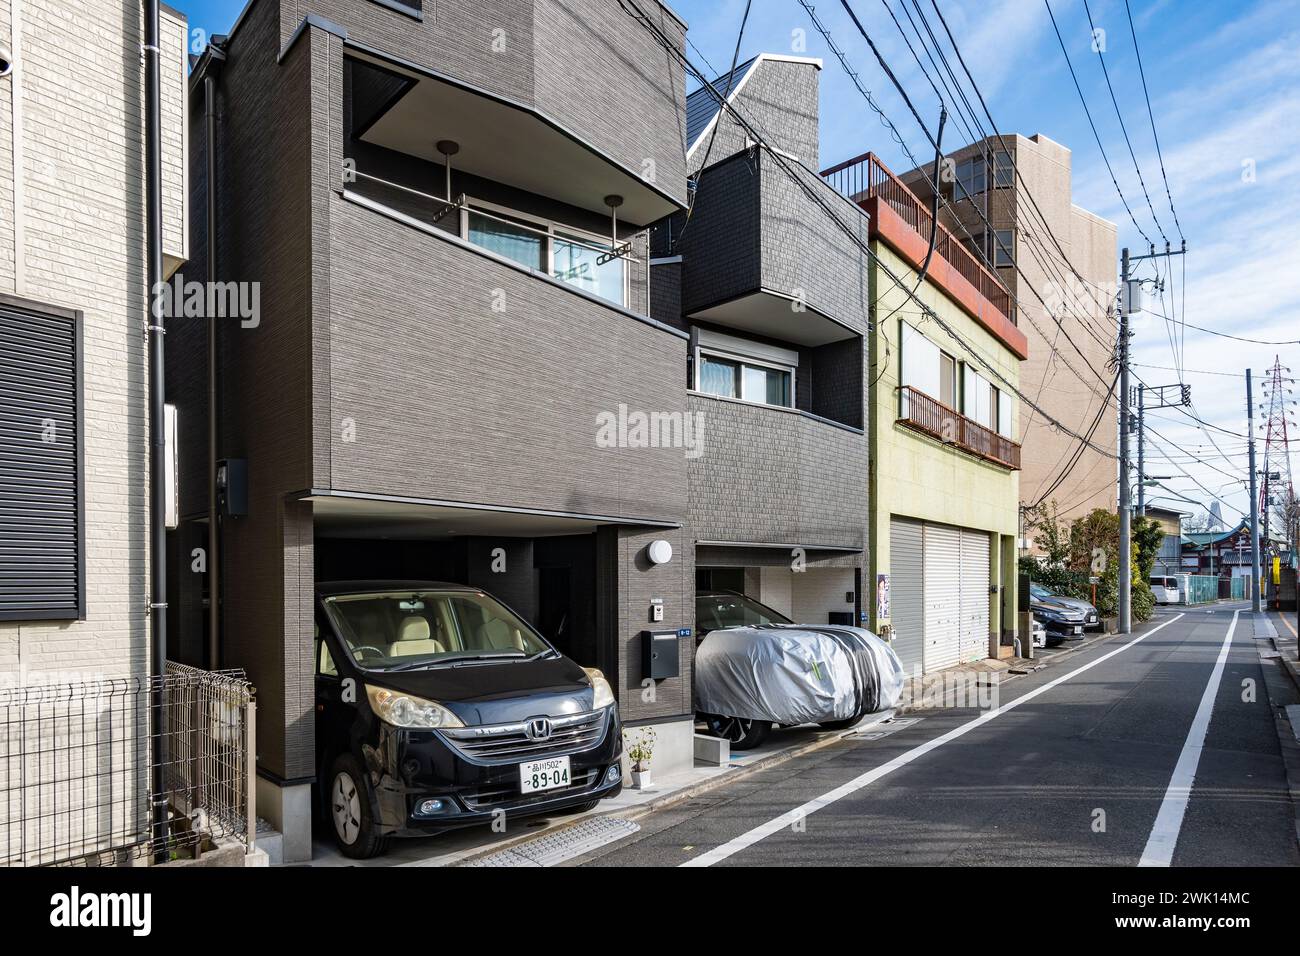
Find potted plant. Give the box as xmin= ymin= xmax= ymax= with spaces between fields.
xmin=625 ymin=727 xmax=657 ymax=789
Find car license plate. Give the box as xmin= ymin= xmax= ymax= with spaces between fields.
xmin=520 ymin=756 xmax=571 ymax=794
xmin=1072 ymin=625 xmax=1083 ymax=634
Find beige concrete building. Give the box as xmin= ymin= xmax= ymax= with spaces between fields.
xmin=902 ymin=134 xmax=1118 ymax=544
xmin=0 ymin=0 xmax=188 ymax=681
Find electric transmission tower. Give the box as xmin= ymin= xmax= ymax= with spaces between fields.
xmin=1259 ymin=356 xmax=1297 ymax=556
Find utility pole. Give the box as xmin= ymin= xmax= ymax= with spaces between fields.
xmin=1118 ymin=247 xmax=1132 ymax=634
xmin=1137 ymin=384 xmax=1145 ymax=517
xmin=1248 ymin=368 xmax=1262 ymax=613
xmin=1118 ymin=241 xmax=1188 ymax=632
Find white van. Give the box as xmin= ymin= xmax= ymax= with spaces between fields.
xmin=1150 ymin=575 xmax=1180 ymax=604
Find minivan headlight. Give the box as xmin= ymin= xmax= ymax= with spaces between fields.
xmin=366 ymin=685 xmax=464 ymax=729
xmin=583 ymin=667 xmax=615 ymax=710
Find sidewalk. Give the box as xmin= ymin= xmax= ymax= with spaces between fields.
xmin=1248 ymin=610 xmax=1300 ymax=853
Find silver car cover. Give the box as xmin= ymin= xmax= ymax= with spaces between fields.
xmin=693 ymin=625 xmax=906 ymax=726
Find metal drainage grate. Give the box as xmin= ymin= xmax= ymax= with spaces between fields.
xmin=464 ymin=817 xmax=640 ymax=867
xmin=845 ymin=716 xmax=923 ymax=741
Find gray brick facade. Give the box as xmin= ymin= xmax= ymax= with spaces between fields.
xmin=166 ymin=0 xmax=699 ymax=792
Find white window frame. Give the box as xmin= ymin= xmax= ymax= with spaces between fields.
xmin=692 ymin=330 xmax=797 ymax=409
xmin=461 ymin=196 xmax=630 ymax=307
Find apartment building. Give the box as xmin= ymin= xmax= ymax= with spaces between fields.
xmin=166 ymin=0 xmax=693 ymax=861
xmin=900 ymin=134 xmax=1118 ymax=539
xmin=655 ymin=54 xmax=870 ymax=627
xmin=823 ymin=151 xmax=1026 ymax=671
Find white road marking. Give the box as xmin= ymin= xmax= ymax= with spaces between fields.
xmin=1138 ymin=609 xmax=1240 ymax=867
xmin=682 ymin=614 xmax=1188 ymax=867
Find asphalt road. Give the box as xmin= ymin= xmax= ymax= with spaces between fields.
xmin=573 ymin=603 xmax=1299 ymax=867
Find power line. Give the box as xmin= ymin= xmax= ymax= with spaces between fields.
xmin=1043 ymin=0 xmax=1155 ymax=248
xmin=1140 ymin=313 xmax=1300 ymax=346
xmin=923 ymin=0 xmax=1125 ymax=335
xmin=1123 ymin=0 xmax=1184 ymax=241
xmin=621 ymin=0 xmax=1119 ymax=459
xmin=1081 ymin=0 xmax=1168 ymax=244
xmin=808 ymin=1 xmax=1119 ymax=401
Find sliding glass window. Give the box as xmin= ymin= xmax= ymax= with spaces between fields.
xmin=553 ymin=233 xmax=625 ymax=307
xmin=467 ymin=209 xmax=544 ymax=271
xmin=698 ymin=351 xmax=792 ymax=408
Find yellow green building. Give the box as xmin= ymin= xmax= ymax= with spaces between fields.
xmin=825 ymin=152 xmax=1027 ymax=673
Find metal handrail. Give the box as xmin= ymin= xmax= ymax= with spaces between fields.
xmin=347 ymin=165 xmax=644 ymax=265
xmin=897 ymin=385 xmax=1021 ymax=470
xmin=821 ymin=151 xmax=1012 ymax=321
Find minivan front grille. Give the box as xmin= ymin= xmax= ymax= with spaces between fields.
xmin=439 ymin=709 xmax=609 ymax=764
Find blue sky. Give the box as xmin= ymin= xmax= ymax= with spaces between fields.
xmin=177 ymin=0 xmax=1297 ymax=527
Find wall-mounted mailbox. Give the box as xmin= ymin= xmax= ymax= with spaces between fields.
xmin=641 ymin=630 xmax=679 ymax=680
xmin=828 ymin=611 xmax=854 ymax=626
xmin=217 ymin=458 xmax=248 ymax=517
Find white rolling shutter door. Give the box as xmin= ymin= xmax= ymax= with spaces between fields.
xmin=922 ymin=524 xmax=962 ymax=672
xmin=959 ymin=529 xmax=990 ymax=663
xmin=888 ymin=518 xmax=925 ymax=675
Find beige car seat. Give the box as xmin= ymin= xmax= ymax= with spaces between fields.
xmin=389 ymin=616 xmax=446 ymax=656
xmin=483 ymin=617 xmax=525 ymax=651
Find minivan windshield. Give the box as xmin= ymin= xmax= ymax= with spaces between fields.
xmin=696 ymin=592 xmax=792 ymax=633
xmin=323 ymin=590 xmax=552 ymax=671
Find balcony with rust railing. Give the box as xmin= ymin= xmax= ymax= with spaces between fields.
xmin=821 ymin=152 xmax=1027 ymax=360
xmin=897 ymin=386 xmax=1021 ymax=470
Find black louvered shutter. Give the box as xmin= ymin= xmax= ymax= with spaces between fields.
xmin=0 ymin=300 xmax=83 ymax=620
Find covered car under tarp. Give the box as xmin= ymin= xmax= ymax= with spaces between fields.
xmin=693 ymin=625 xmax=905 ymax=726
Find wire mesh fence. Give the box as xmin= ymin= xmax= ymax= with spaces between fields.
xmin=0 ymin=663 xmax=255 ymax=867
xmin=1183 ymin=574 xmax=1220 ymax=606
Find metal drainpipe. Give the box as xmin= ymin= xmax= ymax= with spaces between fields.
xmin=204 ymin=43 xmax=226 ymax=670
xmin=142 ymin=0 xmax=168 ymax=864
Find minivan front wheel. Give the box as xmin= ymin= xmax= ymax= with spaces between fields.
xmin=329 ymin=754 xmax=387 ymax=859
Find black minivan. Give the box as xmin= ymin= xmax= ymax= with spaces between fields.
xmin=314 ymin=581 xmax=623 ymax=858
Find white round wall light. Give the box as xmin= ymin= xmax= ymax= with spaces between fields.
xmin=647 ymin=539 xmax=673 ymax=565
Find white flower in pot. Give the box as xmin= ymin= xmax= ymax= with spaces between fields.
xmin=625 ymin=727 xmax=657 ymax=790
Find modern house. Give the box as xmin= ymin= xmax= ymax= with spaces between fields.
xmin=656 ymin=54 xmax=870 ymax=627
xmin=166 ymin=0 xmax=694 ymax=862
xmin=900 ymin=135 xmax=1117 ymax=539
xmin=0 ymin=1 xmax=190 ymax=862
xmin=823 ymin=151 xmax=1026 ymax=672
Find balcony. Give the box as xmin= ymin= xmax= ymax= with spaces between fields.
xmin=687 ymin=392 xmax=867 ymax=552
xmin=674 ymin=150 xmax=869 ymax=345
xmin=897 ymin=386 xmax=1021 ymax=470
xmin=821 ymin=152 xmax=1026 ymax=359
xmin=346 ymin=48 xmax=682 ymax=226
